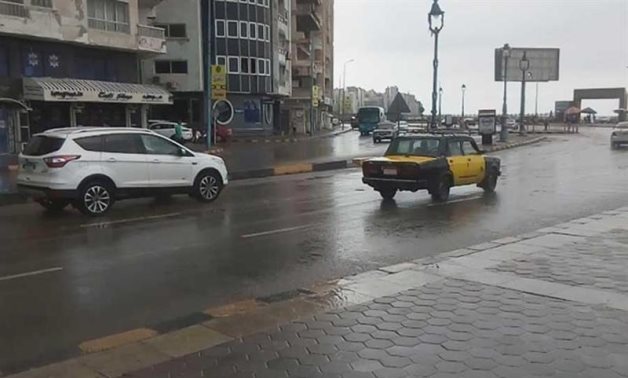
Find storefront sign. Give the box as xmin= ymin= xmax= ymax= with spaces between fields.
xmin=23 ymin=78 xmax=173 ymax=105
xmin=312 ymin=85 xmax=320 ymax=107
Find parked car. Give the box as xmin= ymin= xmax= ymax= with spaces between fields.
xmin=611 ymin=121 xmax=628 ymax=149
xmin=362 ymin=134 xmax=501 ymax=201
xmin=372 ymin=121 xmax=399 ymax=143
xmin=17 ymin=127 xmax=228 ymax=216
xmin=148 ymin=120 xmax=194 ymax=142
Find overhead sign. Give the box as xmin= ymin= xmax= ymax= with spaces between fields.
xmin=211 ymin=65 xmax=227 ymax=100
xmin=495 ymin=47 xmax=559 ymax=82
xmin=478 ymin=109 xmax=497 ymax=135
xmin=312 ymin=85 xmax=320 ymax=107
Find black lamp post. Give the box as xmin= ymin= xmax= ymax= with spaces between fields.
xmin=500 ymin=43 xmax=511 ymax=142
xmin=519 ymin=51 xmax=530 ymax=135
xmin=428 ymin=0 xmax=444 ymax=130
xmin=438 ymin=86 xmax=443 ymax=125
xmin=461 ymin=84 xmax=466 ymax=119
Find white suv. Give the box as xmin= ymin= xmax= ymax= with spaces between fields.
xmin=17 ymin=127 xmax=228 ymax=216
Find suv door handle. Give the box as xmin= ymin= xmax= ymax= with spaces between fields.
xmin=152 ymin=159 xmax=161 ymax=163
xmin=467 ymin=158 xmax=472 ymax=162
xmin=107 ymin=157 xmax=116 ymax=162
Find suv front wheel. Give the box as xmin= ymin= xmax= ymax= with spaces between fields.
xmin=76 ymin=180 xmax=115 ymax=216
xmin=194 ymin=170 xmax=223 ymax=202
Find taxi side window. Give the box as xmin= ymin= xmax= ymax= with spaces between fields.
xmin=448 ymin=140 xmax=463 ymax=156
xmin=462 ymin=140 xmax=478 ymax=155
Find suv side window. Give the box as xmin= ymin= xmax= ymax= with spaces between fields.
xmin=141 ymin=134 xmax=181 ymax=156
xmin=75 ymin=136 xmax=104 ymax=152
xmin=462 ymin=140 xmax=479 ymax=155
xmin=103 ymin=134 xmax=145 ymax=154
xmin=448 ymin=140 xmax=463 ymax=156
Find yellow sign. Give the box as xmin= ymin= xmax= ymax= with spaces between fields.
xmin=211 ymin=65 xmax=227 ymax=100
xmin=312 ymin=85 xmax=320 ymax=107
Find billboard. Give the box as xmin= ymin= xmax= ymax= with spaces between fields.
xmin=495 ymin=47 xmax=559 ymax=82
xmin=555 ymin=100 xmax=571 ymax=116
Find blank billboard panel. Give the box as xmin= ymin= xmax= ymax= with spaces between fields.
xmin=495 ymin=47 xmax=559 ymax=82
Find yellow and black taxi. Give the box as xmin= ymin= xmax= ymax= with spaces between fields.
xmin=362 ymin=134 xmax=501 ymax=201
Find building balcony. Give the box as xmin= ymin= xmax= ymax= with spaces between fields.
xmin=0 ymin=0 xmax=28 ymax=17
xmin=137 ymin=24 xmax=167 ymax=54
xmin=295 ymin=4 xmax=321 ymax=32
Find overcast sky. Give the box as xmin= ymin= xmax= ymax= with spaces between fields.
xmin=334 ymin=0 xmax=628 ymax=116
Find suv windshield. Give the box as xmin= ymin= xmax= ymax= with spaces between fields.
xmin=22 ymin=136 xmax=65 ymax=156
xmin=386 ymin=137 xmax=441 ymax=157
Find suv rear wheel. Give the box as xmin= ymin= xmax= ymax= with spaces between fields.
xmin=194 ymin=170 xmax=223 ymax=202
xmin=378 ymin=188 xmax=397 ymax=200
xmin=76 ymin=180 xmax=115 ymax=216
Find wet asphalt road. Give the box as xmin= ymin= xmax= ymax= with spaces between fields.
xmin=1 ymin=128 xmax=628 ymax=374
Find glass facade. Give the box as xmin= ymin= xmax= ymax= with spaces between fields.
xmin=213 ymin=0 xmax=272 ymax=95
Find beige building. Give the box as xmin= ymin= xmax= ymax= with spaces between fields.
xmin=0 ymin=0 xmax=168 ymax=165
xmin=284 ymin=0 xmax=333 ymax=135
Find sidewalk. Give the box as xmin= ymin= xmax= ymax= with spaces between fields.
xmin=10 ymin=206 xmax=628 ymax=378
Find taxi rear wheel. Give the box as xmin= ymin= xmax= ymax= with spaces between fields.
xmin=379 ymin=188 xmax=397 ymax=200
xmin=430 ymin=175 xmax=451 ymax=202
xmin=482 ymin=170 xmax=498 ymax=193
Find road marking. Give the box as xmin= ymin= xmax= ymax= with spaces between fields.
xmin=0 ymin=267 xmax=63 ymax=282
xmin=80 ymin=212 xmax=183 ymax=229
xmin=427 ymin=195 xmax=484 ymax=207
xmin=241 ymin=225 xmax=312 ymax=239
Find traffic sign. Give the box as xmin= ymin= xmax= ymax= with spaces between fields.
xmin=211 ymin=65 xmax=227 ymax=100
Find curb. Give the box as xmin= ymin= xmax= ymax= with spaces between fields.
xmin=11 ymin=206 xmax=628 ymax=378
xmin=0 ymin=136 xmax=546 ymax=207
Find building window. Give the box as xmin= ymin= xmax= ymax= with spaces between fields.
xmin=0 ymin=47 xmax=8 ymax=77
xmin=250 ymin=58 xmax=257 ymax=74
xmin=216 ymin=55 xmax=226 ymax=67
xmin=227 ymin=20 xmax=238 ymax=38
xmin=154 ymin=23 xmax=187 ymax=38
xmin=257 ymin=24 xmax=264 ymax=41
xmin=154 ymin=60 xmax=188 ymax=74
xmin=228 ymin=57 xmax=239 ymax=73
xmin=215 ymin=20 xmax=225 ymax=37
xmin=240 ymin=57 xmax=249 ymax=73
xmin=87 ymin=0 xmax=130 ymax=33
xmin=264 ymin=25 xmax=270 ymax=41
xmin=257 ymin=58 xmax=265 ymax=75
xmin=31 ymin=0 xmax=53 ymax=8
xmin=265 ymin=59 xmax=270 ymax=76
xmin=249 ymin=22 xmax=256 ymax=39
xmin=239 ymin=21 xmax=248 ymax=39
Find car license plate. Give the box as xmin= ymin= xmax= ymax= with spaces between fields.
xmin=383 ymin=168 xmax=397 ymax=176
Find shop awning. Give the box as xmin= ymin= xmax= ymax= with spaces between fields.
xmin=23 ymin=78 xmax=173 ymax=105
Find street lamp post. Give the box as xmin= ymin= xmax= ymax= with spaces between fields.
xmin=428 ymin=0 xmax=444 ymax=130
xmin=519 ymin=51 xmax=530 ymax=135
xmin=341 ymin=59 xmax=354 ymax=123
xmin=461 ymin=84 xmax=466 ymax=119
xmin=500 ymin=43 xmax=511 ymax=142
xmin=438 ymin=87 xmax=443 ymax=124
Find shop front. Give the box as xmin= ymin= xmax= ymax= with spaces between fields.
xmin=22 ymin=77 xmax=173 ymax=135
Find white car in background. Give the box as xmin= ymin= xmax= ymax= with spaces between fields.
xmin=17 ymin=127 xmax=228 ymax=216
xmin=611 ymin=121 xmax=628 ymax=149
xmin=149 ymin=120 xmax=194 ymax=142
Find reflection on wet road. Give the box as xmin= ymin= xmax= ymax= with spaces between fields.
xmin=1 ymin=128 xmax=628 ymax=373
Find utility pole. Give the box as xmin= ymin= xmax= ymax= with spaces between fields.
xmin=204 ymin=0 xmax=213 ymax=148
xmin=519 ymin=51 xmax=529 ymax=136
xmin=500 ymin=43 xmax=511 ymax=142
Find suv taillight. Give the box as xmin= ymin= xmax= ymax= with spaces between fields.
xmin=44 ymin=155 xmax=81 ymax=168
xmin=362 ymin=162 xmax=380 ymax=176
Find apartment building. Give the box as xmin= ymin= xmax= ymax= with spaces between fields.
xmin=284 ymin=0 xmax=333 ymax=135
xmin=142 ymin=0 xmax=292 ymax=135
xmin=0 ymin=0 xmax=169 ymax=166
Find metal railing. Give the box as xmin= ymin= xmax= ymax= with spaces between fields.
xmin=137 ymin=24 xmax=165 ymax=39
xmin=0 ymin=0 xmax=29 ymax=17
xmin=31 ymin=0 xmax=52 ymax=8
xmin=88 ymin=18 xmax=130 ymax=33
